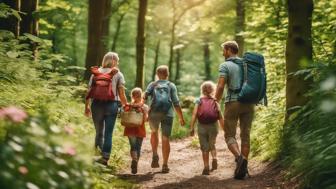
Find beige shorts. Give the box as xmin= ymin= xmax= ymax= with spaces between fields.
xmin=197 ymin=122 xmax=218 ymax=152
xmin=223 ymin=101 xmax=255 ymax=146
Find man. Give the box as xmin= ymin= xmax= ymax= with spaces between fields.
xmin=215 ymin=41 xmax=255 ymax=179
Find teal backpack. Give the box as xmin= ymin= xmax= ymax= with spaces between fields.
xmin=150 ymin=81 xmax=172 ymax=113
xmin=231 ymin=52 xmax=267 ymax=105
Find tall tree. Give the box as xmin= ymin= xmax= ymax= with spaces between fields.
xmin=203 ymin=39 xmax=211 ymax=80
xmin=152 ymin=39 xmax=161 ymax=81
xmin=135 ymin=0 xmax=147 ymax=88
xmin=167 ymin=0 xmax=205 ymax=80
xmin=235 ymin=0 xmax=245 ymax=56
xmin=20 ymin=0 xmax=38 ymax=36
xmin=0 ymin=0 xmax=20 ymax=37
xmin=286 ymin=0 xmax=313 ymax=118
xmin=111 ymin=13 xmax=126 ymax=51
xmin=84 ymin=0 xmax=112 ymax=80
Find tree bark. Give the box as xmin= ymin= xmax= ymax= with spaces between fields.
xmin=84 ymin=0 xmax=112 ymax=80
xmin=111 ymin=13 xmax=126 ymax=51
xmin=174 ymin=48 xmax=181 ymax=84
xmin=152 ymin=39 xmax=161 ymax=81
xmin=20 ymin=0 xmax=38 ymax=36
xmin=285 ymin=0 xmax=313 ymax=118
xmin=168 ymin=0 xmax=176 ymax=81
xmin=235 ymin=0 xmax=245 ymax=57
xmin=0 ymin=0 xmax=20 ymax=37
xmin=135 ymin=0 xmax=148 ymax=88
xmin=204 ymin=41 xmax=211 ymax=80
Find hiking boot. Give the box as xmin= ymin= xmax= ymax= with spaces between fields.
xmin=162 ymin=164 xmax=170 ymax=173
xmin=234 ymin=155 xmax=247 ymax=180
xmin=95 ymin=157 xmax=108 ymax=166
xmin=202 ymin=167 xmax=210 ymax=175
xmin=151 ymin=155 xmax=159 ymax=168
xmin=131 ymin=160 xmax=138 ymax=174
xmin=211 ymin=159 xmax=218 ymax=171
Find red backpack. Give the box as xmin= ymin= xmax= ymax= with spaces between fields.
xmin=86 ymin=66 xmax=118 ymax=101
xmin=197 ymin=97 xmax=219 ymax=124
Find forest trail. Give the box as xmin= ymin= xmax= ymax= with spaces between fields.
xmin=117 ymin=133 xmax=285 ymax=189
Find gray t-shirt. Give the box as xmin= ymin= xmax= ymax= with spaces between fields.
xmin=145 ymin=80 xmax=180 ymax=117
xmin=219 ymin=57 xmax=243 ymax=103
xmin=88 ymin=67 xmax=126 ymax=101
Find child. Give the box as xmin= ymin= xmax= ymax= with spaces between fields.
xmin=190 ymin=81 xmax=224 ymax=175
xmin=123 ymin=88 xmax=149 ymax=174
xmin=144 ymin=65 xmax=185 ymax=173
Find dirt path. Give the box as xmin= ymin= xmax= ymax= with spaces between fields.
xmin=117 ymin=134 xmax=284 ymax=189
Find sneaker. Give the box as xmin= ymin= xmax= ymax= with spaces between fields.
xmin=211 ymin=159 xmax=218 ymax=171
xmin=151 ymin=155 xmax=159 ymax=168
xmin=95 ymin=157 xmax=108 ymax=166
xmin=234 ymin=155 xmax=247 ymax=180
xmin=202 ymin=167 xmax=210 ymax=175
xmin=131 ymin=160 xmax=138 ymax=174
xmin=162 ymin=164 xmax=170 ymax=173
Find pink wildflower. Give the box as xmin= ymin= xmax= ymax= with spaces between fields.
xmin=0 ymin=106 xmax=28 ymax=123
xmin=64 ymin=125 xmax=74 ymax=135
xmin=18 ymin=166 xmax=29 ymax=175
xmin=64 ymin=146 xmax=76 ymax=156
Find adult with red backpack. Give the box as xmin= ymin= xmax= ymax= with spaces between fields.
xmin=85 ymin=52 xmax=128 ymax=166
xmin=215 ymin=41 xmax=267 ymax=179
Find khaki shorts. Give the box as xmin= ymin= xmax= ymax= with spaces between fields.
xmin=223 ymin=101 xmax=255 ymax=146
xmin=148 ymin=112 xmax=174 ymax=137
xmin=197 ymin=122 xmax=218 ymax=152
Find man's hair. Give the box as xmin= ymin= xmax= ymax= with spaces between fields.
xmin=156 ymin=65 xmax=169 ymax=79
xmin=201 ymin=81 xmax=216 ymax=97
xmin=221 ymin=41 xmax=239 ymax=54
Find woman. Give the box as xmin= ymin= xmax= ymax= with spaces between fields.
xmin=85 ymin=52 xmax=127 ymax=165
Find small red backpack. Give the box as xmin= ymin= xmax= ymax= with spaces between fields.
xmin=197 ymin=97 xmax=219 ymax=124
xmin=86 ymin=66 xmax=118 ymax=101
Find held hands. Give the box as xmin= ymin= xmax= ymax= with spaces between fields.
xmin=179 ymin=118 xmax=185 ymax=126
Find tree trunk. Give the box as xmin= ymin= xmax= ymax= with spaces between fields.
xmin=20 ymin=0 xmax=38 ymax=58
xmin=152 ymin=39 xmax=161 ymax=81
xmin=204 ymin=41 xmax=211 ymax=80
xmin=0 ymin=0 xmax=20 ymax=37
xmin=235 ymin=0 xmax=245 ymax=56
xmin=174 ymin=48 xmax=181 ymax=84
xmin=168 ymin=0 xmax=176 ymax=81
xmin=285 ymin=0 xmax=313 ymax=118
xmin=20 ymin=0 xmax=38 ymax=35
xmin=84 ymin=0 xmax=112 ymax=80
xmin=111 ymin=13 xmax=126 ymax=51
xmin=135 ymin=0 xmax=148 ymax=88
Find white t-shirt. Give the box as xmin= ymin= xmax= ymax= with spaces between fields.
xmin=88 ymin=67 xmax=126 ymax=101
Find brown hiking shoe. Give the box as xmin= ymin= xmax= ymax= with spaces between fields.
xmin=162 ymin=164 xmax=170 ymax=173
xmin=211 ymin=159 xmax=218 ymax=171
xmin=95 ymin=157 xmax=108 ymax=166
xmin=202 ymin=167 xmax=210 ymax=175
xmin=131 ymin=160 xmax=138 ymax=174
xmin=151 ymin=155 xmax=159 ymax=168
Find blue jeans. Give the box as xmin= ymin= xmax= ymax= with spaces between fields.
xmin=128 ymin=137 xmax=143 ymax=159
xmin=91 ymin=100 xmax=119 ymax=159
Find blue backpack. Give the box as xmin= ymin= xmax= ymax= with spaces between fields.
xmin=231 ymin=52 xmax=267 ymax=105
xmin=150 ymin=81 xmax=172 ymax=113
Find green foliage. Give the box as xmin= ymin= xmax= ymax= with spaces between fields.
xmin=0 ymin=31 xmax=133 ymax=188
xmin=0 ymin=111 xmax=92 ymax=189
xmin=281 ymin=62 xmax=336 ymax=189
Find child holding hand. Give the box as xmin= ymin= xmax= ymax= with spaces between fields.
xmin=123 ymin=88 xmax=149 ymax=174
xmin=190 ymin=81 xmax=224 ymax=175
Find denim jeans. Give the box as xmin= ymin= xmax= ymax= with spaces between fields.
xmin=128 ymin=136 xmax=143 ymax=159
xmin=91 ymin=99 xmax=119 ymax=159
